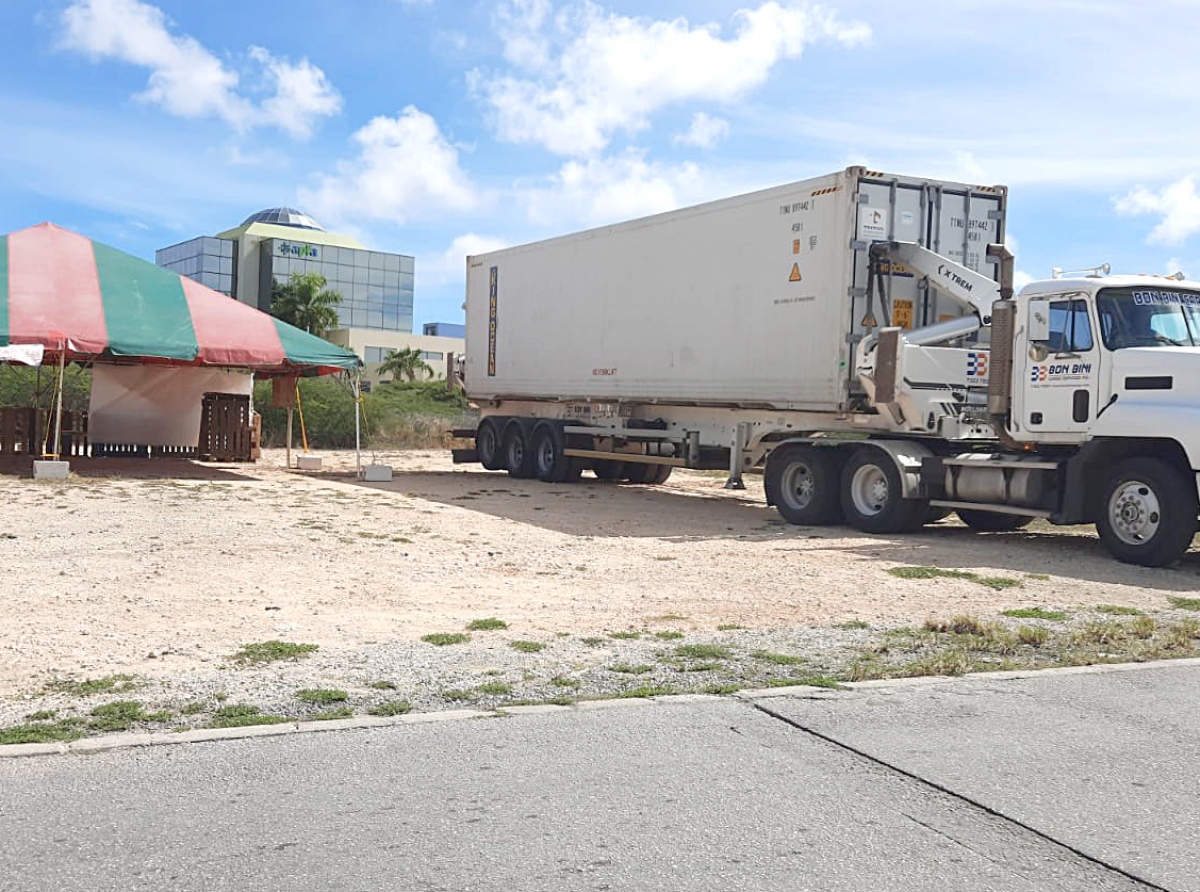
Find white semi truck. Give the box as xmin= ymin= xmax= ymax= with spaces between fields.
xmin=454 ymin=167 xmax=1200 ymax=567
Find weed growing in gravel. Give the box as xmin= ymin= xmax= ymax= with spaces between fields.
xmin=443 ymin=689 xmax=472 ymax=701
xmin=924 ymin=615 xmax=986 ymax=635
xmin=752 ymin=650 xmax=806 ymax=666
xmin=674 ymin=644 xmax=732 ymax=660
xmin=611 ymin=685 xmax=676 ymax=699
xmin=295 ymin=689 xmax=348 ymax=705
xmin=1002 ymin=608 xmax=1068 ymax=620
xmin=791 ymin=675 xmax=845 ymax=690
xmin=87 ymin=701 xmax=172 ymax=733
xmin=609 ymin=631 xmax=641 ymax=640
xmin=467 ymin=618 xmax=508 ymax=631
xmin=368 ymin=700 xmax=412 ymax=717
xmin=579 ymin=637 xmax=605 ymax=647
xmin=703 ymin=683 xmax=742 ymax=695
xmin=25 ymin=710 xmax=57 ymax=721
xmin=674 ymin=662 xmax=722 ymax=672
xmin=890 ymin=566 xmax=1022 ymax=591
xmin=0 ymin=719 xmax=85 ymax=745
xmin=309 ymin=708 xmax=354 ymax=721
xmin=654 ymin=631 xmax=685 ymax=640
xmin=180 ymin=701 xmax=209 ymax=715
xmin=550 ymin=676 xmax=580 ymax=688
xmin=477 ymin=681 xmax=513 ymax=696
xmin=716 ymin=624 xmax=746 ymax=631
xmin=509 ymin=640 xmax=545 ymax=653
xmin=422 ymin=633 xmax=471 ymax=646
xmin=835 ymin=620 xmax=870 ymax=630
xmin=609 ymin=663 xmax=654 ymax=675
xmin=1017 ymin=626 xmax=1049 ymax=646
xmin=1168 ymin=596 xmax=1200 ymax=611
xmin=208 ymin=705 xmax=290 ymax=729
xmin=229 ymin=641 xmax=319 ymax=664
xmin=367 ymin=680 xmax=398 ymax=690
xmin=46 ymin=674 xmax=138 ymax=697
xmin=1094 ymin=605 xmax=1145 ymax=616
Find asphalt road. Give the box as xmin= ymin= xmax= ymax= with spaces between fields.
xmin=1 ymin=664 xmax=1196 ymax=892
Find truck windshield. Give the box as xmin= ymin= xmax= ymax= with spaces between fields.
xmin=1096 ymin=287 xmax=1200 ymax=349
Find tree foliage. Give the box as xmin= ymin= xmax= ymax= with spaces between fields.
xmin=270 ymin=272 xmax=343 ymax=337
xmin=377 ymin=346 xmax=433 ymax=382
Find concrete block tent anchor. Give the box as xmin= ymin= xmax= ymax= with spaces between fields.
xmin=0 ymin=222 xmax=365 ymax=473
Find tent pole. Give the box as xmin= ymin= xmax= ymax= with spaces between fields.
xmin=354 ymin=370 xmax=362 ymax=479
xmin=52 ymin=343 xmax=66 ymax=460
xmin=286 ymin=407 xmax=293 ymax=469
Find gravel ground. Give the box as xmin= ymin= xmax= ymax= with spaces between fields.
xmin=2 ymin=447 xmax=1199 ymax=742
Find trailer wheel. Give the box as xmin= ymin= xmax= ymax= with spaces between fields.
xmin=956 ymin=509 xmax=1032 ymax=532
xmin=764 ymin=444 xmax=840 ymax=525
xmin=593 ymin=460 xmax=624 ymax=481
xmin=1096 ymin=458 xmax=1198 ymax=567
xmin=531 ymin=423 xmax=571 ymax=483
xmin=502 ymin=423 xmax=535 ymax=479
xmin=839 ymin=448 xmax=925 ymax=533
xmin=647 ymin=464 xmax=673 ymax=485
xmin=476 ymin=419 xmax=503 ymax=471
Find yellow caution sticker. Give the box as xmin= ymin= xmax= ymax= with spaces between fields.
xmin=789 ymin=263 xmax=802 ymax=282
xmin=893 ymin=298 xmax=913 ymax=330
xmin=792 ymin=239 xmax=801 ymax=254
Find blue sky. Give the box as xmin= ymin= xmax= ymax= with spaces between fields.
xmin=2 ymin=0 xmax=1199 ymax=328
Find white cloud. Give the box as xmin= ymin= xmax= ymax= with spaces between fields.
xmin=1013 ymin=270 xmax=1035 ymax=292
xmin=1115 ymin=176 xmax=1200 ymax=246
xmin=521 ymin=150 xmax=703 ymax=228
xmin=471 ymin=1 xmax=870 ymax=156
xmin=59 ymin=0 xmax=340 ymax=138
xmin=299 ymin=106 xmax=478 ymax=227
xmin=673 ymin=113 xmax=729 ymax=149
xmin=420 ymin=233 xmax=513 ymax=288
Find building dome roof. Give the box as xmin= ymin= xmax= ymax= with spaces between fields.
xmin=240 ymin=207 xmax=325 ymax=231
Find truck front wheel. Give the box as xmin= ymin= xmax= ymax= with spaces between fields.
xmin=765 ymin=444 xmax=840 ymax=525
xmin=840 ymin=449 xmax=925 ymax=533
xmin=1096 ymin=458 xmax=1198 ymax=567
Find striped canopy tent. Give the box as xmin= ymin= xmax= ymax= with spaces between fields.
xmin=0 ymin=223 xmax=359 ymax=376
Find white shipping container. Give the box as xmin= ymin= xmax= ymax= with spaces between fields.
xmin=465 ymin=166 xmax=1006 ymax=411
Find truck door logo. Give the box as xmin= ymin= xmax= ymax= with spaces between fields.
xmin=966 ymin=352 xmax=989 ymax=379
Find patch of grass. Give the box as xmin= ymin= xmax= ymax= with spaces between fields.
xmin=46 ymin=673 xmax=138 ymax=697
xmin=295 ymin=688 xmax=349 ymax=705
xmin=1025 ymin=573 xmax=1051 ymax=581
xmin=924 ymin=615 xmax=986 ymax=636
xmin=25 ymin=710 xmax=57 ymax=721
xmin=550 ymin=676 xmax=580 ymax=688
xmin=422 ymin=632 xmax=471 ymax=646
xmin=752 ymin=650 xmax=806 ymax=666
xmin=1168 ymin=596 xmax=1200 ymax=611
xmin=580 ymin=637 xmax=606 ymax=647
xmin=229 ymin=641 xmax=319 ymax=664
xmin=477 ymin=681 xmax=513 ymax=696
xmin=976 ymin=576 xmax=1023 ymax=591
xmin=87 ymin=700 xmax=172 ymax=733
xmin=0 ymin=719 xmax=85 ymax=745
xmin=613 ymin=685 xmax=676 ymax=699
xmin=702 ymin=683 xmax=742 ymax=695
xmin=368 ymin=700 xmax=412 ymax=717
xmin=1002 ymin=607 xmax=1068 ymax=620
xmin=610 ymin=663 xmax=654 ymax=675
xmin=1094 ymin=605 xmax=1145 ymax=616
xmin=609 ymin=631 xmax=641 ymax=640
xmin=543 ymin=695 xmax=576 ymax=706
xmin=674 ymin=661 xmax=722 ymax=672
xmin=654 ymin=631 xmax=685 ymax=640
xmin=208 ymin=705 xmax=291 ymax=729
xmin=180 ymin=701 xmax=209 ymax=716
xmin=890 ymin=566 xmax=1022 ymax=591
xmin=467 ymin=618 xmax=508 ymax=631
xmin=443 ymin=689 xmax=473 ymax=701
xmin=367 ymin=680 xmax=398 ymax=690
xmin=509 ymin=640 xmax=545 ymax=653
xmin=716 ymin=624 xmax=746 ymax=631
xmin=835 ymin=620 xmax=870 ymax=630
xmin=1017 ymin=626 xmax=1049 ymax=646
xmin=899 ymin=650 xmax=974 ymax=677
xmin=674 ymin=643 xmax=732 ymax=660
xmin=309 ymin=708 xmax=354 ymax=721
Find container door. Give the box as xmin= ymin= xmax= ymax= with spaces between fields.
xmin=851 ymin=179 xmax=929 ymax=340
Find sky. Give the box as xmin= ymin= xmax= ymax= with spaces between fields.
xmin=1 ymin=0 xmax=1199 ymax=329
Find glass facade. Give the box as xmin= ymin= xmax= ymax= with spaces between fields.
xmin=155 ymin=237 xmax=236 ymax=296
xmin=259 ymin=238 xmax=414 ymax=333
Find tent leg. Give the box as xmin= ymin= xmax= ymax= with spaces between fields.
xmin=286 ymin=408 xmax=293 ymax=469
xmin=354 ymin=371 xmax=362 ymax=480
xmin=52 ymin=345 xmax=66 ymax=460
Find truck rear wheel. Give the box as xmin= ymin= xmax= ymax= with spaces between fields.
xmin=956 ymin=509 xmax=1033 ymax=532
xmin=840 ymin=449 xmax=925 ymax=533
xmin=532 ymin=423 xmax=571 ymax=483
xmin=765 ymin=444 xmax=840 ymax=525
xmin=621 ymin=463 xmax=673 ymax=485
xmin=503 ymin=423 xmax=535 ymax=479
xmin=593 ymin=460 xmax=624 ymax=481
xmin=1096 ymin=458 xmax=1198 ymax=567
xmin=476 ymin=419 xmax=503 ymax=471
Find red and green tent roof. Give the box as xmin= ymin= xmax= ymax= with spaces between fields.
xmin=0 ymin=223 xmax=360 ymax=376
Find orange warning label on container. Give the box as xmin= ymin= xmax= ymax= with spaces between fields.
xmin=792 ymin=239 xmax=801 ymax=254
xmin=789 ymin=263 xmax=802 ymax=282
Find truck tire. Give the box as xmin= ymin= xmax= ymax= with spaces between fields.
xmin=839 ymin=448 xmax=925 ymax=533
xmin=502 ymin=423 xmax=535 ymax=479
xmin=593 ymin=460 xmax=624 ymax=481
xmin=531 ymin=423 xmax=571 ymax=483
xmin=476 ymin=419 xmax=503 ymax=471
xmin=621 ymin=463 xmax=673 ymax=485
xmin=764 ymin=444 xmax=840 ymax=525
xmin=647 ymin=464 xmax=673 ymax=485
xmin=1096 ymin=458 xmax=1198 ymax=567
xmin=956 ymin=509 xmax=1033 ymax=532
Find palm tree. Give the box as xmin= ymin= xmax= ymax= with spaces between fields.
xmin=377 ymin=346 xmax=433 ymax=382
xmin=270 ymin=272 xmax=343 ymax=338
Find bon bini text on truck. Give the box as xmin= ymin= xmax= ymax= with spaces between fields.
xmin=453 ymin=167 xmax=1200 ymax=568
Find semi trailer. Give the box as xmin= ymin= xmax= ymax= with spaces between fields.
xmin=453 ymin=166 xmax=1200 ymax=567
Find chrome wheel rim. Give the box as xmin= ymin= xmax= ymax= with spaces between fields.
xmin=1108 ymin=480 xmax=1161 ymax=545
xmin=850 ymin=464 xmax=889 ymax=517
xmin=780 ymin=461 xmax=816 ymax=510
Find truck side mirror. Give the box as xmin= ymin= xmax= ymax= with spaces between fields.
xmin=1028 ymin=299 xmax=1051 ymax=341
